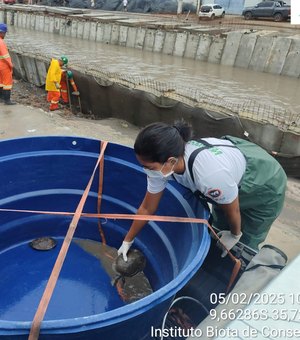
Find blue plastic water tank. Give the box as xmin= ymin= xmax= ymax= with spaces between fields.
xmin=0 ymin=136 xmax=210 ymax=339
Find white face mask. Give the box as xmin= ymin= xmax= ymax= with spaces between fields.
xmin=143 ymin=168 xmax=166 ymax=179
xmin=143 ymin=158 xmax=178 ymax=179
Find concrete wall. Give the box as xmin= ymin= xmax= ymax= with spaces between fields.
xmin=1 ymin=7 xmax=299 ymax=80
xmin=9 ymin=49 xmax=299 ymax=176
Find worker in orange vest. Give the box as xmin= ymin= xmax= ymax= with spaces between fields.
xmin=0 ymin=23 xmax=16 ymax=105
xmin=45 ymin=56 xmax=68 ymax=111
xmin=60 ymin=70 xmax=80 ymax=104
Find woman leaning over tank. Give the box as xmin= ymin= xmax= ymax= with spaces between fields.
xmin=118 ymin=120 xmax=287 ymax=260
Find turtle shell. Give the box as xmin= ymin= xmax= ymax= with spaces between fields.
xmin=113 ymin=249 xmax=146 ymax=277
xmin=29 ymin=237 xmax=57 ymax=251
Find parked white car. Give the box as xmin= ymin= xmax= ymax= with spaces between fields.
xmin=198 ymin=4 xmax=225 ymax=20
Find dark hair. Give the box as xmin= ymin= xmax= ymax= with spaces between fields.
xmin=134 ymin=120 xmax=193 ymax=163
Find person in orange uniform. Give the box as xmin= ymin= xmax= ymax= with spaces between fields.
xmin=45 ymin=56 xmax=68 ymax=111
xmin=0 ymin=23 xmax=16 ymax=105
xmin=60 ymin=70 xmax=80 ymax=104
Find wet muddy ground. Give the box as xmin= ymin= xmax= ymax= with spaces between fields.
xmin=11 ymin=79 xmax=55 ymax=113
xmin=2 ymin=79 xmax=140 ymax=143
xmin=1 ymin=83 xmax=299 ymax=262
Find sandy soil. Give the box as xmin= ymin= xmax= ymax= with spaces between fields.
xmin=1 ymin=80 xmax=299 ymax=262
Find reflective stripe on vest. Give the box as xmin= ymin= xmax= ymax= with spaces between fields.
xmin=0 ymin=53 xmax=10 ymax=59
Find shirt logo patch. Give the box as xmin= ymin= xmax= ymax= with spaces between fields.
xmin=207 ymin=189 xmax=222 ymax=198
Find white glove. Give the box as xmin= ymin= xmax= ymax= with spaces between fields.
xmin=55 ymin=82 xmax=61 ymax=89
xmin=217 ymin=231 xmax=242 ymax=258
xmin=117 ymin=240 xmax=134 ymax=262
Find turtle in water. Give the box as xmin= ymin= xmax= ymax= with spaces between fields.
xmin=112 ymin=249 xmax=146 ymax=286
xmin=29 ymin=237 xmax=57 ymax=251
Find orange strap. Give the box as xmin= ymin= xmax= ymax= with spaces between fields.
xmin=0 ymin=207 xmax=240 ymax=266
xmin=1 ymin=206 xmax=240 ymax=262
xmin=226 ymin=258 xmax=242 ymax=294
xmin=2 ymin=208 xmax=241 ymax=294
xmin=97 ymin=141 xmax=106 ymax=245
xmin=27 ymin=141 xmax=108 ymax=340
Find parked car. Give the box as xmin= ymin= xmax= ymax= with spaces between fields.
xmin=242 ymin=1 xmax=291 ymax=22
xmin=3 ymin=0 xmax=16 ymax=4
xmin=198 ymin=4 xmax=225 ymax=20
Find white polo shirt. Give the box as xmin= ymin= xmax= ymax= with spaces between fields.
xmin=147 ymin=138 xmax=246 ymax=204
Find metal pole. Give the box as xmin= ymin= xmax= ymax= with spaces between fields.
xmin=65 ymin=74 xmax=72 ymax=112
xmin=77 ymin=95 xmax=82 ymax=114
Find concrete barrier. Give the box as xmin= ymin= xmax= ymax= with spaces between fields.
xmin=282 ymin=38 xmax=300 ymax=77
xmin=249 ymin=34 xmax=275 ymax=72
xmin=195 ymin=35 xmax=212 ymax=61
xmin=234 ymin=33 xmax=258 ymax=69
xmin=184 ymin=33 xmax=200 ymax=59
xmin=221 ymin=31 xmax=243 ymax=67
xmin=103 ymin=23 xmax=112 ymax=43
xmin=208 ymin=36 xmax=225 ymax=64
xmin=7 ymin=48 xmax=300 ymax=176
xmin=135 ymin=27 xmax=146 ymax=49
xmin=126 ymin=26 xmax=137 ymax=48
xmin=22 ymin=56 xmax=42 ymax=86
xmin=1 ymin=6 xmax=300 ymax=78
xmin=153 ymin=30 xmax=165 ymax=53
xmin=173 ymin=32 xmax=188 ymax=57
xmin=162 ymin=31 xmax=176 ymax=55
xmin=264 ymin=37 xmax=292 ymax=74
xmin=119 ymin=25 xmax=128 ymax=46
xmin=144 ymin=29 xmax=155 ymax=52
xmin=10 ymin=52 xmax=26 ymax=80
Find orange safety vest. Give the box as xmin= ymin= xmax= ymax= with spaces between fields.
xmin=0 ymin=37 xmax=13 ymax=70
